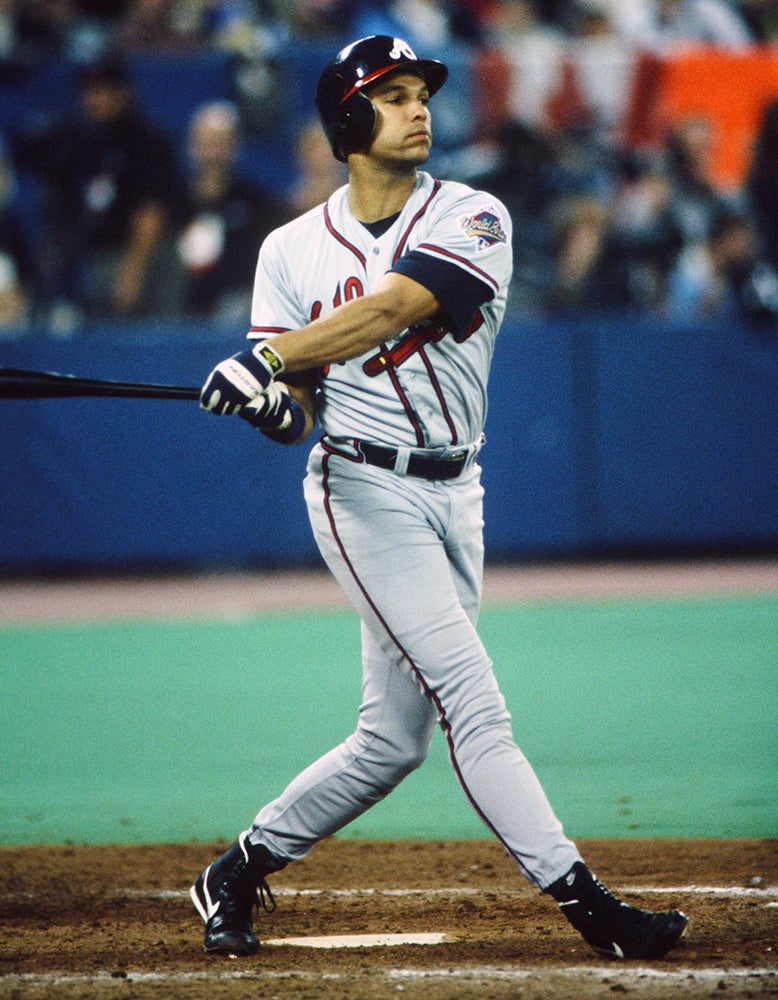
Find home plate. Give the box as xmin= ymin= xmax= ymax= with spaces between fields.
xmin=263 ymin=932 xmax=452 ymax=949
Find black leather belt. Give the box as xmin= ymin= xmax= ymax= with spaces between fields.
xmin=358 ymin=441 xmax=469 ymax=481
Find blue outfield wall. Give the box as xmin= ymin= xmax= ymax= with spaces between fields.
xmin=0 ymin=313 xmax=776 ymax=573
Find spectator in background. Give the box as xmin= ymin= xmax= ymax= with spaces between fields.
xmin=736 ymin=0 xmax=778 ymax=40
xmin=288 ymin=116 xmax=348 ymax=216
xmin=655 ymin=115 xmax=736 ymax=268
xmin=15 ymin=0 xmax=78 ymax=58
xmin=0 ymin=0 xmax=128 ymax=66
xmin=349 ymin=0 xmax=484 ymax=49
xmin=666 ymin=207 xmax=757 ymax=319
xmin=77 ymin=0 xmax=130 ymax=22
xmin=282 ymin=0 xmax=353 ymax=40
xmin=483 ymin=0 xmax=561 ymax=43
xmin=195 ymin=0 xmax=270 ymax=53
xmin=601 ymin=0 xmax=755 ymax=51
xmin=743 ymin=99 xmax=778 ymax=324
xmin=116 ymin=0 xmax=264 ymax=53
xmin=480 ymin=0 xmax=565 ymax=132
xmin=451 ymin=116 xmax=571 ymax=312
xmin=16 ymin=54 xmax=179 ymax=321
xmin=175 ymin=100 xmax=289 ymax=323
xmin=0 ymin=0 xmax=20 ymax=65
xmin=608 ymin=152 xmax=680 ymax=312
xmin=747 ymin=99 xmax=778 ymax=274
xmin=0 ymin=135 xmax=30 ymax=329
xmin=544 ymin=193 xmax=639 ymax=312
xmin=115 ymin=0 xmax=207 ymax=52
xmin=1 ymin=0 xmax=95 ymax=63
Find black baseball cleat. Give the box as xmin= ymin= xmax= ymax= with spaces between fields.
xmin=546 ymin=861 xmax=689 ymax=960
xmin=190 ymin=832 xmax=284 ymax=955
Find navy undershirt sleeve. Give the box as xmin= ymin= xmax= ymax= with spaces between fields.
xmin=391 ymin=250 xmax=494 ymax=337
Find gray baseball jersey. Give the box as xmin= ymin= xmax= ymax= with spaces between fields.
xmin=249 ymin=171 xmax=509 ymax=449
xmin=244 ymin=170 xmax=581 ymax=889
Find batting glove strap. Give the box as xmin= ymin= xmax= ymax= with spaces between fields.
xmin=252 ymin=341 xmax=285 ymax=377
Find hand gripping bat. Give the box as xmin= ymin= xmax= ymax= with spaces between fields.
xmin=0 ymin=368 xmax=200 ymax=400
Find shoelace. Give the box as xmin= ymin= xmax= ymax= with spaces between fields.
xmin=256 ymin=876 xmax=276 ymax=914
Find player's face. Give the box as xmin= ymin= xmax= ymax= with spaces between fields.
xmin=365 ymin=72 xmax=432 ymax=168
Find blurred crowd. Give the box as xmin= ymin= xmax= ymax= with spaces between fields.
xmin=0 ymin=0 xmax=776 ymax=332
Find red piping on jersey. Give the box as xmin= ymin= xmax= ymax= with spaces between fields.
xmin=320 ymin=451 xmax=534 ymax=883
xmin=324 ymin=203 xmax=367 ymax=267
xmin=249 ymin=326 xmax=292 ymax=336
xmin=320 ymin=436 xmax=365 ymax=464
xmin=392 ymin=179 xmax=442 ymax=264
xmin=415 ymin=242 xmax=500 ymax=292
xmin=418 ymin=346 xmax=458 ymax=444
xmin=385 ymin=358 xmax=425 ymax=446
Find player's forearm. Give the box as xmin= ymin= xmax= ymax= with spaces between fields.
xmin=201 ymin=275 xmax=440 ymax=416
xmin=271 ymin=298 xmax=396 ymax=371
xmin=268 ymin=273 xmax=439 ymax=373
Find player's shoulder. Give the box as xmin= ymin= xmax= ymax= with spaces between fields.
xmin=420 ymin=173 xmax=512 ymax=243
xmin=422 ymin=172 xmax=509 ymax=221
xmin=418 ymin=171 xmax=500 ymax=205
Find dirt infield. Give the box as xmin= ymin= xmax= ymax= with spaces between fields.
xmin=2 ymin=561 xmax=776 ymax=997
xmin=1 ymin=838 xmax=776 ymax=999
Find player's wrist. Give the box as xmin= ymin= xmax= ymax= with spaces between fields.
xmin=260 ymin=398 xmax=307 ymax=445
xmin=250 ymin=341 xmax=286 ymax=381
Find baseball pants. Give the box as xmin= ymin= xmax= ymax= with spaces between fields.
xmin=249 ymin=442 xmax=582 ymax=889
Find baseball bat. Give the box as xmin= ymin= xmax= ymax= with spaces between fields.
xmin=0 ymin=367 xmax=200 ymax=400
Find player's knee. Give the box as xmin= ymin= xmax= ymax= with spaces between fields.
xmin=392 ymin=743 xmax=428 ymax=777
xmin=387 ymin=724 xmax=435 ymax=778
xmin=352 ymin=726 xmax=430 ymax=779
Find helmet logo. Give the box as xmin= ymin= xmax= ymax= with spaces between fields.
xmin=390 ymin=39 xmax=417 ymax=61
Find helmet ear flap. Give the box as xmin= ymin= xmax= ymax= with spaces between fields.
xmin=333 ymin=91 xmax=376 ymax=162
xmin=316 ymin=69 xmax=377 ymax=163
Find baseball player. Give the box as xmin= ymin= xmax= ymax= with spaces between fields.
xmin=191 ymin=35 xmax=689 ymax=961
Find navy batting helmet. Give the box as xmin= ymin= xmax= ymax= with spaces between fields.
xmin=315 ymin=35 xmax=448 ymax=163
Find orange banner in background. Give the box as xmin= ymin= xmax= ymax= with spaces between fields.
xmin=479 ymin=41 xmax=778 ymax=193
xmin=628 ymin=46 xmax=778 ymax=190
